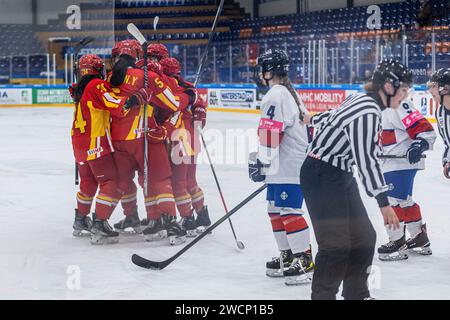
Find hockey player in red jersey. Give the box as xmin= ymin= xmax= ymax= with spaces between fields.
xmin=106 ymin=40 xmax=147 ymax=234
xmin=160 ymin=57 xmax=211 ymax=236
xmin=378 ymin=96 xmax=436 ymax=261
xmin=135 ymin=48 xmax=196 ymax=245
xmin=108 ymin=40 xmax=193 ymax=245
xmin=70 ymin=54 xmax=138 ymax=245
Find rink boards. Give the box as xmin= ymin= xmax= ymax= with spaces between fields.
xmin=0 ymin=84 xmax=438 ymax=122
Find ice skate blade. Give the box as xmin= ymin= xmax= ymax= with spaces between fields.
xmin=72 ymin=230 xmax=91 ymax=237
xmin=90 ymin=234 xmax=119 ymax=245
xmin=284 ymin=273 xmax=313 ymax=286
xmin=266 ymin=269 xmax=285 ymax=278
xmin=408 ymin=246 xmax=432 ymax=256
xmin=144 ymin=230 xmax=167 ymax=242
xmin=378 ymin=251 xmax=408 ymax=261
xmin=169 ymin=235 xmax=186 ymax=246
xmin=118 ymin=226 xmax=143 ymax=235
xmin=196 ymin=226 xmax=212 ymax=234
xmin=185 ymin=229 xmax=198 ymax=238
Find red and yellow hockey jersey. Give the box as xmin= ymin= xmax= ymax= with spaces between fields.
xmin=71 ymin=78 xmax=128 ymax=163
xmin=108 ymin=68 xmax=146 ymax=141
xmin=109 ymin=68 xmax=190 ymax=141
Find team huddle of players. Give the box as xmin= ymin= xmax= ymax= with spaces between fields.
xmin=70 ymin=39 xmax=211 ymax=245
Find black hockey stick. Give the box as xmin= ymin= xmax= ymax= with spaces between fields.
xmin=192 ymin=0 xmax=246 ymax=250
xmin=127 ymin=22 xmax=153 ymax=196
xmin=72 ymin=36 xmax=95 ymax=185
xmin=379 ymin=154 xmax=427 ymax=159
xmin=131 ymin=184 xmax=267 ymax=270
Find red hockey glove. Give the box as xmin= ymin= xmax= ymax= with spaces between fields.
xmin=126 ymin=88 xmax=153 ymax=110
xmin=68 ymin=83 xmax=80 ymax=103
xmin=193 ymin=103 xmax=207 ymax=129
xmin=147 ymin=116 xmax=176 ymax=144
xmin=147 ymin=124 xmax=168 ymax=143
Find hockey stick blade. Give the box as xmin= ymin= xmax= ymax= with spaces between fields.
xmin=74 ymin=36 xmax=95 ymax=56
xmin=153 ymin=16 xmax=159 ymax=32
xmin=127 ymin=23 xmax=147 ymax=45
xmin=79 ymin=36 xmax=95 ymax=48
xmin=131 ymin=184 xmax=267 ymax=270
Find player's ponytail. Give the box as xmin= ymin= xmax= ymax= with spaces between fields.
xmin=279 ymin=75 xmax=304 ymax=120
xmin=110 ymin=55 xmax=135 ymax=86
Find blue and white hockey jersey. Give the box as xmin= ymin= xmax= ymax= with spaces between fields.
xmin=256 ymin=84 xmax=310 ymax=184
xmin=381 ymin=100 xmax=436 ymax=173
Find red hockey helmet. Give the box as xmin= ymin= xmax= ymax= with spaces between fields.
xmin=160 ymin=57 xmax=181 ymax=76
xmin=79 ymin=54 xmax=105 ymax=77
xmin=147 ymin=60 xmax=163 ymax=75
xmin=112 ymin=40 xmax=143 ymax=60
xmin=147 ymin=43 xmax=169 ymax=61
xmin=125 ymin=39 xmax=144 ymax=60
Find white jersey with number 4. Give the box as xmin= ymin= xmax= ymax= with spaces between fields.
xmin=256 ymin=84 xmax=310 ymax=184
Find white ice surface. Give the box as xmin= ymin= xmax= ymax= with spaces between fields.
xmin=0 ymin=107 xmax=449 ymax=300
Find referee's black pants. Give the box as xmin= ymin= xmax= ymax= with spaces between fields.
xmin=300 ymin=157 xmax=376 ymax=300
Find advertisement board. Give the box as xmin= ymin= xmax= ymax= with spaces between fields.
xmin=297 ymin=89 xmax=347 ymax=112
xmin=208 ymin=88 xmax=256 ymax=109
xmin=0 ymin=88 xmax=32 ymax=105
xmin=33 ymin=88 xmax=72 ymax=104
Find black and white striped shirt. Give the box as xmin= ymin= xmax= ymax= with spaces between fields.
xmin=308 ymin=93 xmax=389 ymax=207
xmin=435 ymin=103 xmax=450 ymax=165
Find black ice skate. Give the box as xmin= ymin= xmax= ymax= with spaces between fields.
xmin=162 ymin=214 xmax=187 ymax=245
xmin=72 ymin=209 xmax=92 ymax=237
xmin=401 ymin=224 xmax=432 ymax=256
xmin=113 ymin=209 xmax=142 ymax=234
xmin=284 ymin=251 xmax=314 ymax=286
xmin=378 ymin=235 xmax=408 ymax=261
xmin=266 ymin=249 xmax=294 ymax=278
xmin=142 ymin=218 xmax=167 ymax=241
xmin=195 ymin=206 xmax=211 ymax=233
xmin=180 ymin=213 xmax=198 ymax=238
xmin=90 ymin=218 xmax=119 ymax=245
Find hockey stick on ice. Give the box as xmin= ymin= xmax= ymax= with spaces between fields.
xmin=131 ymin=184 xmax=267 ymax=270
xmin=72 ymin=36 xmax=95 ymax=185
xmin=192 ymin=0 xmax=246 ymax=250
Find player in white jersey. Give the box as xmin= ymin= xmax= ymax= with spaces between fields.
xmin=248 ymin=49 xmax=313 ymax=286
xmin=378 ymin=98 xmax=436 ymax=261
xmin=428 ymin=68 xmax=450 ymax=178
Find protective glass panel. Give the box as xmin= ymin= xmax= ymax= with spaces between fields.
xmin=0 ymin=0 xmax=114 ymax=85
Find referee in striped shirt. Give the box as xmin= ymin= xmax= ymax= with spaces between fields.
xmin=428 ymin=68 xmax=450 ymax=178
xmin=301 ymin=60 xmax=412 ymax=300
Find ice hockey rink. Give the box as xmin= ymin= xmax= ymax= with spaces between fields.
xmin=1 ymin=107 xmax=449 ymax=300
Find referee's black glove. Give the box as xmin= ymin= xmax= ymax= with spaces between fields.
xmin=248 ymin=152 xmax=267 ymax=182
xmin=406 ymin=139 xmax=429 ymax=164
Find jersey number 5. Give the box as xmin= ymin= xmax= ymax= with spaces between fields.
xmin=266 ymin=105 xmax=276 ymax=120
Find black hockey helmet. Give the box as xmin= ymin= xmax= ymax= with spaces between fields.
xmin=254 ymin=49 xmax=290 ymax=88
xmin=372 ymin=59 xmax=413 ymax=90
xmin=436 ymin=68 xmax=450 ymax=95
xmin=428 ymin=68 xmax=450 ymax=102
